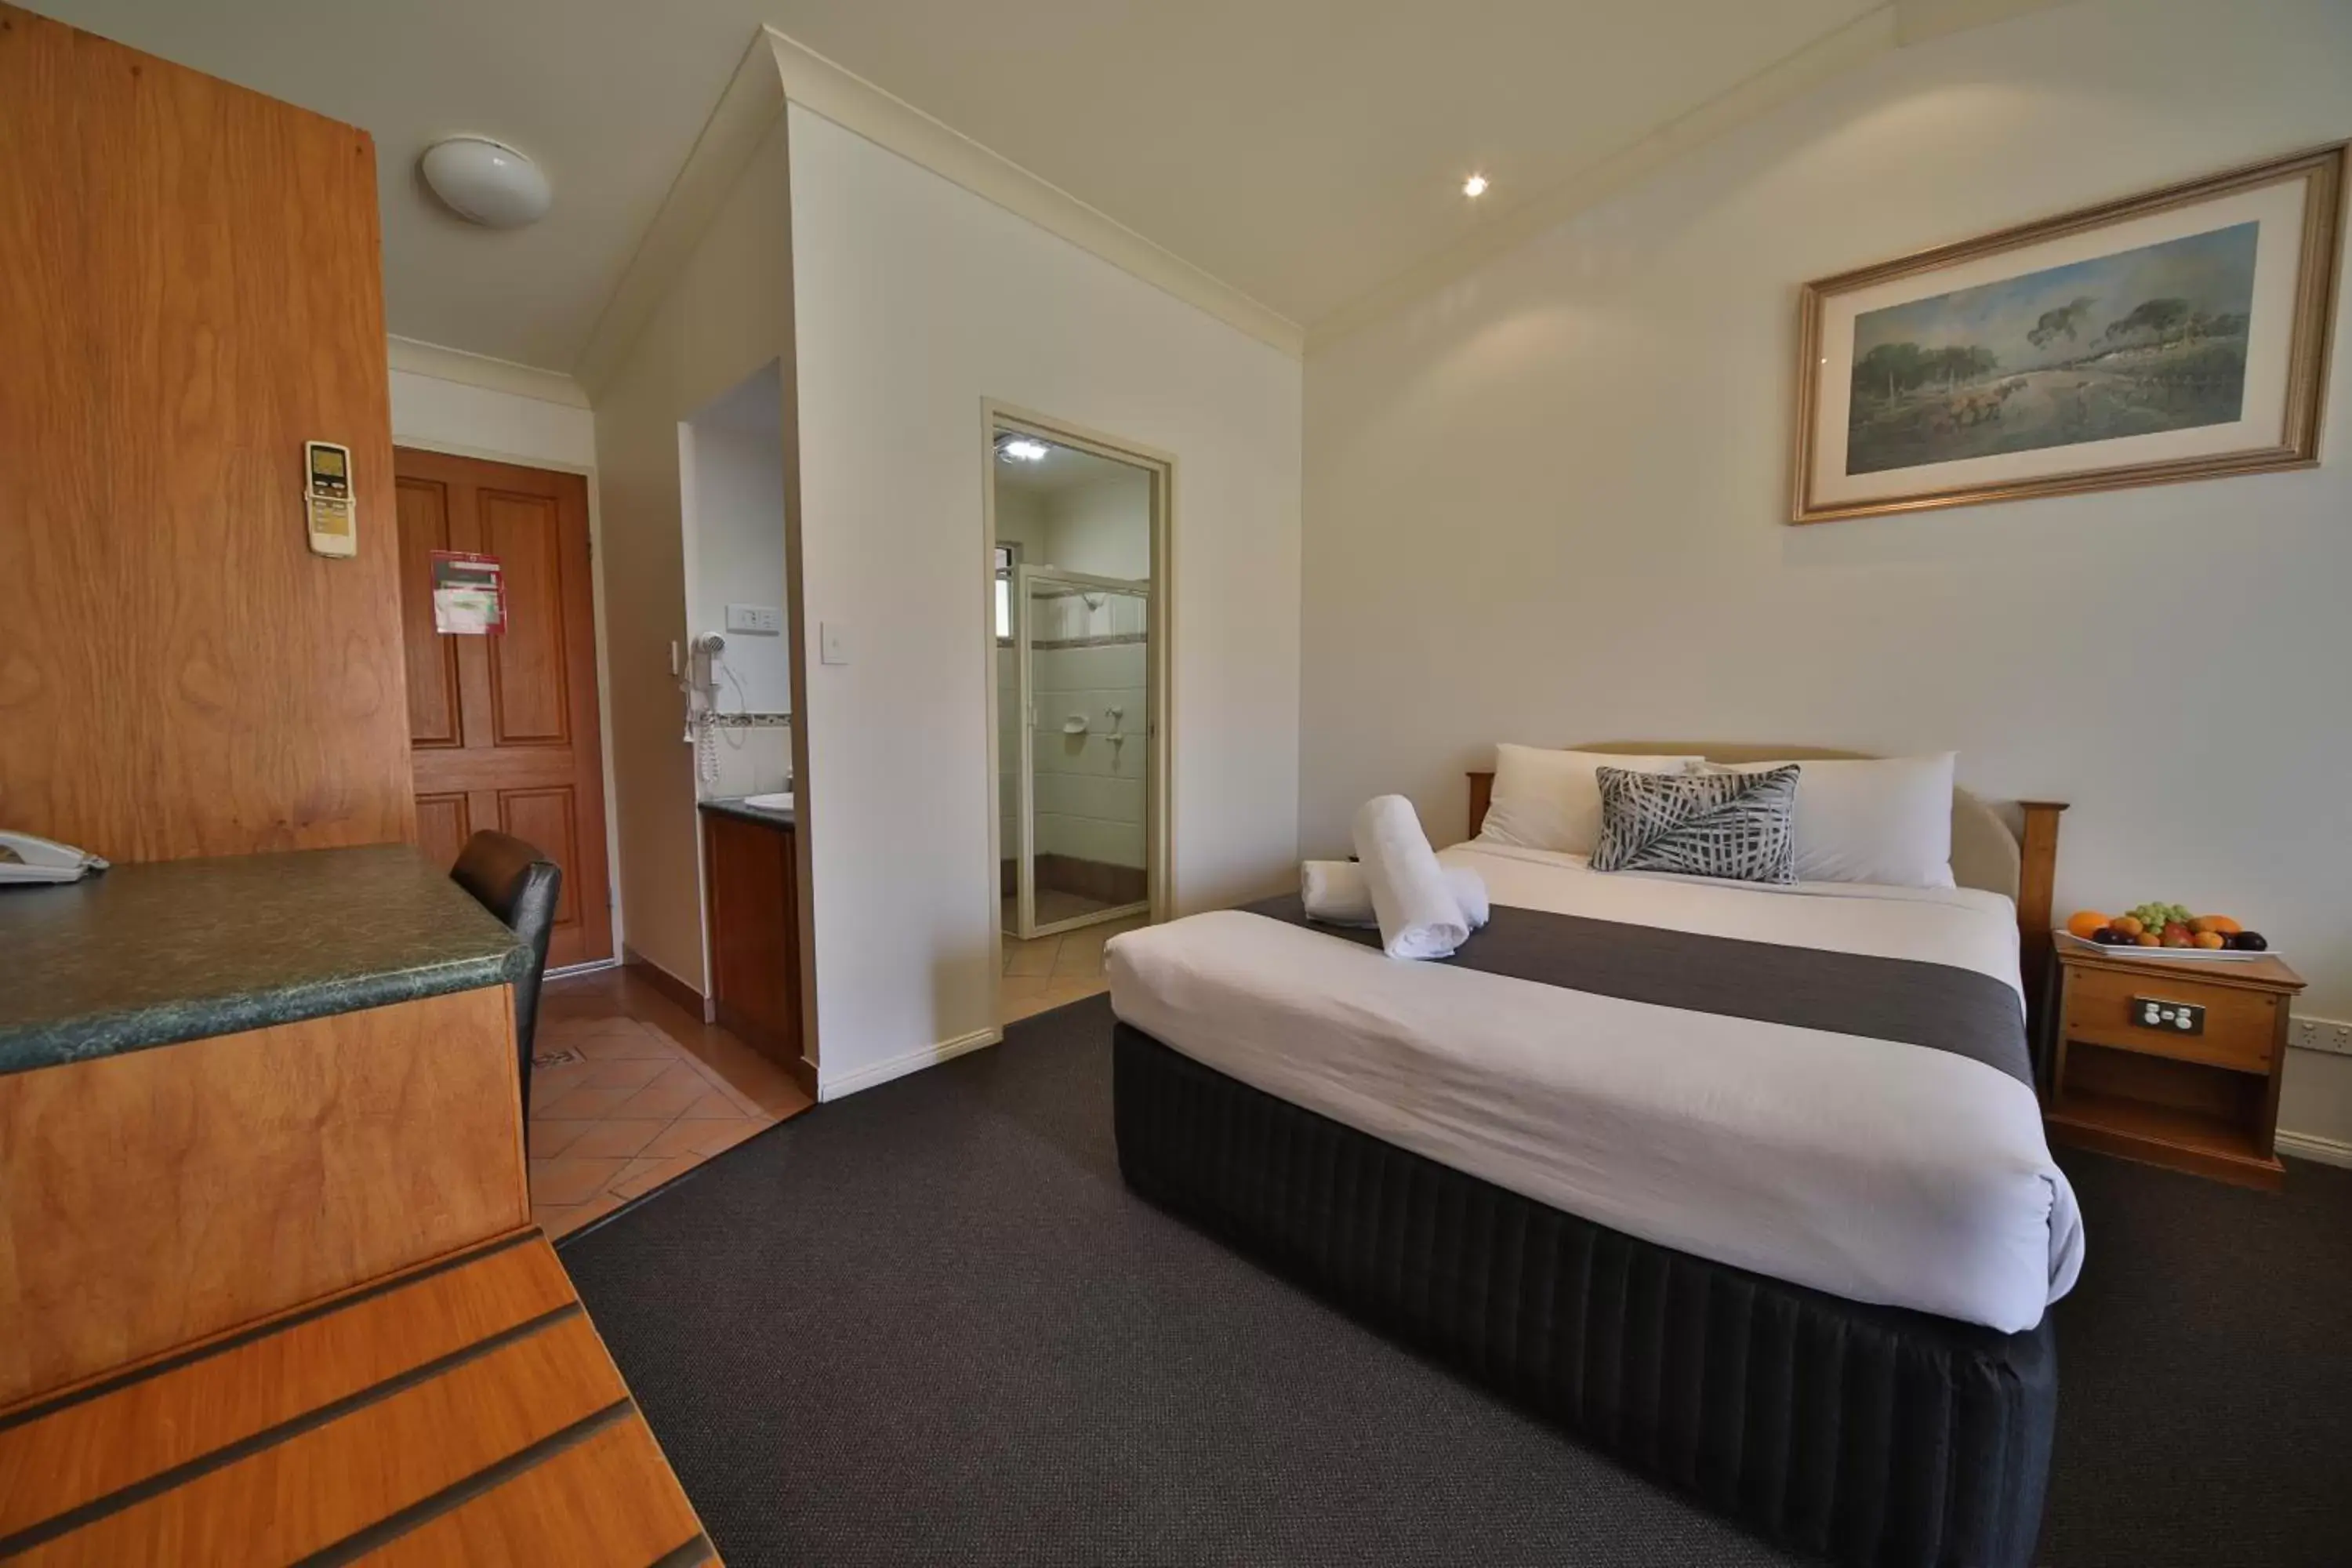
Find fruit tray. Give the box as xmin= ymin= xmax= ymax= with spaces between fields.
xmin=2054 ymin=931 xmax=2277 ymax=963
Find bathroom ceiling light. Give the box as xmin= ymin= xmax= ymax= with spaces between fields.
xmin=420 ymin=136 xmax=552 ymax=229
xmin=998 ymin=437 xmax=1051 ymax=463
xmin=1462 ymin=173 xmax=1490 ymax=198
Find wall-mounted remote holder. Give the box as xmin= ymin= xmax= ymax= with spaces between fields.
xmin=304 ymin=440 xmax=357 ymax=558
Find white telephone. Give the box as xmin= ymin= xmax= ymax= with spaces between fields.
xmin=0 ymin=830 xmax=110 ymax=885
xmin=678 ymin=632 xmax=728 ymax=786
xmin=684 ymin=632 xmax=725 ymax=701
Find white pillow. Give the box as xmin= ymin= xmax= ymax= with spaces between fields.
xmin=1479 ymin=746 xmax=1703 ymax=855
xmin=1703 ymin=753 xmax=1957 ymax=888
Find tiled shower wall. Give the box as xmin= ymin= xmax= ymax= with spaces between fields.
xmin=996 ymin=595 xmax=1149 ymax=904
xmin=1029 ymin=635 xmax=1147 ymax=874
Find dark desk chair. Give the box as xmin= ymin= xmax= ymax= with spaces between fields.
xmin=451 ymin=831 xmax=563 ymax=1149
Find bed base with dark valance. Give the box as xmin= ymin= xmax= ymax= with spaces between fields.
xmin=1112 ymin=1022 xmax=2056 ymax=1568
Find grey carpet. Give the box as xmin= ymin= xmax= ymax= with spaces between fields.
xmin=561 ymin=995 xmax=2352 ymax=1567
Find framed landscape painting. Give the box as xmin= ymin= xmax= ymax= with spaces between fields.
xmin=1791 ymin=144 xmax=2345 ymax=524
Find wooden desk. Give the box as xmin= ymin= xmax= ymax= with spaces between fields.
xmin=0 ymin=985 xmax=527 ymax=1406
xmin=0 ymin=1231 xmax=713 ymax=1566
xmin=3 ymin=847 xmax=716 ymax=1563
xmin=0 ymin=848 xmax=535 ymax=1405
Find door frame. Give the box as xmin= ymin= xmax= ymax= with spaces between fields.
xmin=1011 ymin=564 xmax=1155 ymax=940
xmin=978 ymin=401 xmax=1175 ymax=994
xmin=391 ymin=434 xmax=623 ymax=978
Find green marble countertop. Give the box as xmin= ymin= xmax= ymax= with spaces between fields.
xmin=1 ymin=844 xmax=529 ymax=1077
xmin=698 ymin=796 xmax=796 ymax=829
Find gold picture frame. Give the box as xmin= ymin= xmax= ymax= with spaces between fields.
xmin=1791 ymin=143 xmax=2345 ymax=524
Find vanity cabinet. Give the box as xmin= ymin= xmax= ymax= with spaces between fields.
xmin=701 ymin=804 xmax=804 ymax=1072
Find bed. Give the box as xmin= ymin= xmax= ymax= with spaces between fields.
xmin=1108 ymin=745 xmax=2075 ymax=1568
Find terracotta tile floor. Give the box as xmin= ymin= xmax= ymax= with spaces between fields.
xmin=528 ymin=965 xmax=814 ymax=1239
xmin=998 ymin=910 xmax=1150 ymax=1026
xmin=1001 ymin=888 xmax=1137 ymax=927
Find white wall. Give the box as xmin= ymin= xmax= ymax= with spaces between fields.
xmin=390 ymin=369 xmax=598 ymax=471
xmin=1299 ymin=0 xmax=2352 ymax=1145
xmin=590 ymin=120 xmax=796 ymax=993
xmin=1042 ymin=470 xmax=1152 ymax=579
xmin=993 ymin=470 xmax=1152 ymax=579
xmin=993 ymin=487 xmax=1050 ymax=557
xmin=683 ymin=377 xmax=793 ymax=801
xmin=790 ymin=102 xmax=1302 ymax=1096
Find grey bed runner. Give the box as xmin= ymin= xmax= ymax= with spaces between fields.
xmin=1243 ymin=893 xmax=2031 ymax=1087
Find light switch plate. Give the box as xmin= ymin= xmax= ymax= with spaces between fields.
xmin=725 ymin=603 xmax=784 ymax=635
xmin=820 ymin=622 xmax=850 ymax=666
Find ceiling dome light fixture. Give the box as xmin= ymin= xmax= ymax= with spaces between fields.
xmin=420 ymin=136 xmax=552 ymax=229
xmin=1462 ymin=173 xmax=1490 ymax=198
xmin=997 ymin=437 xmax=1051 ymax=463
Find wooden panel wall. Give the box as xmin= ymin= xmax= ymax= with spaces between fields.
xmin=0 ymin=5 xmax=413 ymax=862
xmin=0 ymin=985 xmax=526 ymax=1407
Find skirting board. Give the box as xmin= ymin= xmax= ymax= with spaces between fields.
xmin=821 ymin=1026 xmax=1000 ymax=1101
xmin=622 ymin=949 xmax=712 ymax=1022
xmin=2274 ymin=1129 xmax=2352 ymax=1171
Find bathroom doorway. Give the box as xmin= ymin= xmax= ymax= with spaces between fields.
xmin=983 ymin=408 xmax=1170 ymax=962
xmin=677 ymin=361 xmax=817 ymax=1102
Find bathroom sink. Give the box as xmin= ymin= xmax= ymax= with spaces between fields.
xmin=743 ymin=792 xmax=793 ymax=811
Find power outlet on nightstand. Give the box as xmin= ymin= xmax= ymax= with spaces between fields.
xmin=2288 ymin=1016 xmax=2352 ymax=1056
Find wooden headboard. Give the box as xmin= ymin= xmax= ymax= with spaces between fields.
xmin=1464 ymin=744 xmax=2067 ymax=996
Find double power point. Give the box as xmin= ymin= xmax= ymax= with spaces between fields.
xmin=2289 ymin=1016 xmax=2352 ymax=1056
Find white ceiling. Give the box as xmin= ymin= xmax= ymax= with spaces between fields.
xmin=995 ymin=438 xmax=1149 ymax=498
xmin=36 ymin=0 xmax=1882 ymax=372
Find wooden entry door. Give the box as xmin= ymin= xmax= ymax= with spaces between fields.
xmin=394 ymin=448 xmax=612 ymax=968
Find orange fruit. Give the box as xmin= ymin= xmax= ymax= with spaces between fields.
xmin=2134 ymin=931 xmax=2162 ymax=947
xmin=2066 ymin=911 xmax=2111 ymax=940
xmin=2111 ymin=916 xmax=2146 ymax=938
xmin=2194 ymin=931 xmax=2227 ymax=949
xmin=2192 ymin=915 xmax=2241 ymax=936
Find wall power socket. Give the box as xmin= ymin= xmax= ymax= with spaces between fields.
xmin=2288 ymin=1016 xmax=2352 ymax=1056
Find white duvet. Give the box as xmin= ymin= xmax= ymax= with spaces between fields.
xmin=1106 ymin=842 xmax=2082 ymax=1334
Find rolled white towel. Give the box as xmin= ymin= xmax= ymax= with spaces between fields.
xmin=1301 ymin=859 xmax=1489 ymax=931
xmin=1351 ymin=796 xmax=1468 ymax=960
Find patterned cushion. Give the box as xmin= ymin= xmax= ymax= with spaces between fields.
xmin=1590 ymin=764 xmax=1799 ymax=884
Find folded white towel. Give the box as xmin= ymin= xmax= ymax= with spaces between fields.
xmin=1301 ymin=859 xmax=1490 ymax=931
xmin=1351 ymin=796 xmax=1468 ymax=960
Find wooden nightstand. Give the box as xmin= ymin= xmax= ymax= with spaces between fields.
xmin=2044 ymin=945 xmax=2304 ymax=1190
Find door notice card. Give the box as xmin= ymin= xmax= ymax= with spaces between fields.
xmin=430 ymin=550 xmax=506 ymax=636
